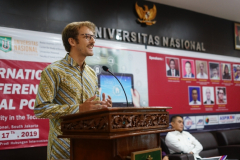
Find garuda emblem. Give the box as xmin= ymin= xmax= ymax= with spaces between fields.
xmin=135 ymin=2 xmax=157 ymax=25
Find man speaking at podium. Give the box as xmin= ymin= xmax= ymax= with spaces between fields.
xmin=34 ymin=21 xmax=112 ymax=160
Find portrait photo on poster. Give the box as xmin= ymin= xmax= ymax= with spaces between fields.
xmin=202 ymin=86 xmax=215 ymax=105
xmin=196 ymin=60 xmax=208 ymax=79
xmin=165 ymin=57 xmax=180 ymax=77
xmin=216 ymin=87 xmax=227 ymax=104
xmin=209 ymin=62 xmax=220 ymax=80
xmin=233 ymin=64 xmax=240 ymax=81
xmin=182 ymin=59 xmax=195 ymax=78
xmin=234 ymin=23 xmax=240 ymax=50
xmin=188 ymin=86 xmax=201 ymax=105
xmin=221 ymin=63 xmax=232 ymax=80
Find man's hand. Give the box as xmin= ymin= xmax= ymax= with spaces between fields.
xmin=131 ymin=89 xmax=140 ymax=107
xmin=189 ymin=151 xmax=194 ymax=154
xmin=79 ymin=95 xmax=107 ymax=112
xmin=102 ymin=93 xmax=112 ymax=107
xmin=163 ymin=156 xmax=169 ymax=160
xmin=99 ymin=88 xmax=112 ymax=107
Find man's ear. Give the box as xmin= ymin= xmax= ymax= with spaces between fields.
xmin=170 ymin=122 xmax=174 ymax=128
xmin=68 ymin=38 xmax=75 ymax=47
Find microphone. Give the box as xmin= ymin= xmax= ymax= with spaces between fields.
xmin=102 ymin=66 xmax=128 ymax=107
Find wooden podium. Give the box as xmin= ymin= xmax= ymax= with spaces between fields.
xmin=58 ymin=107 xmax=173 ymax=160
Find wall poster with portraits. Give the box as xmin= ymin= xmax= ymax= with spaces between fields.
xmin=148 ymin=51 xmax=240 ymax=114
xmin=0 ymin=26 xmax=240 ymax=150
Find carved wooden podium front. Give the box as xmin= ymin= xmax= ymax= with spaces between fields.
xmin=58 ymin=107 xmax=172 ymax=160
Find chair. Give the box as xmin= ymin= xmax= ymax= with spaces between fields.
xmin=161 ymin=137 xmax=194 ymax=160
xmin=215 ymin=129 xmax=240 ymax=159
xmin=191 ymin=132 xmax=220 ymax=158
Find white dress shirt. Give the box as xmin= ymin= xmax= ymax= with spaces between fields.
xmin=189 ymin=100 xmax=201 ymax=105
xmin=171 ymin=69 xmax=176 ymax=76
xmin=185 ymin=73 xmax=193 ymax=78
xmin=165 ymin=131 xmax=203 ymax=160
xmin=211 ymin=75 xmax=219 ymax=79
xmin=197 ymin=72 xmax=208 ymax=79
xmin=236 ymin=76 xmax=240 ymax=81
xmin=205 ymin=99 xmax=212 ymax=104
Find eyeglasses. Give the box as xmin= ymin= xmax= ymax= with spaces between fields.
xmin=80 ymin=34 xmax=96 ymax=41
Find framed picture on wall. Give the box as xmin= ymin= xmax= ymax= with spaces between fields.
xmin=166 ymin=57 xmax=180 ymax=77
xmin=234 ymin=23 xmax=240 ymax=50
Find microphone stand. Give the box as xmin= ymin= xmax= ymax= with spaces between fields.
xmin=106 ymin=71 xmax=129 ymax=107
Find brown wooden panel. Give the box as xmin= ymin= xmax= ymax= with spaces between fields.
xmin=59 ymin=107 xmax=172 ymax=160
xmin=72 ymin=138 xmax=114 ymax=160
xmin=70 ymin=133 xmax=161 ymax=160
xmin=60 ymin=107 xmax=170 ymax=135
xmin=59 ymin=129 xmax=173 ymax=139
xmin=116 ymin=134 xmax=160 ymax=158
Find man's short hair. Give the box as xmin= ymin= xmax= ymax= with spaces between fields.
xmin=170 ymin=115 xmax=183 ymax=122
xmin=210 ymin=63 xmax=218 ymax=70
xmin=169 ymin=59 xmax=175 ymax=65
xmin=62 ymin=21 xmax=96 ymax=52
xmin=185 ymin=61 xmax=191 ymax=67
xmin=192 ymin=88 xmax=198 ymax=94
xmin=218 ymin=88 xmax=224 ymax=95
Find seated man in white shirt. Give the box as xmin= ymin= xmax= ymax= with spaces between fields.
xmin=165 ymin=115 xmax=203 ymax=160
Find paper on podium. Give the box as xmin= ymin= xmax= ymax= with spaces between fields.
xmin=200 ymin=155 xmax=227 ymax=160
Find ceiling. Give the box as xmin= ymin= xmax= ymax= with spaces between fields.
xmin=148 ymin=0 xmax=240 ymax=22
